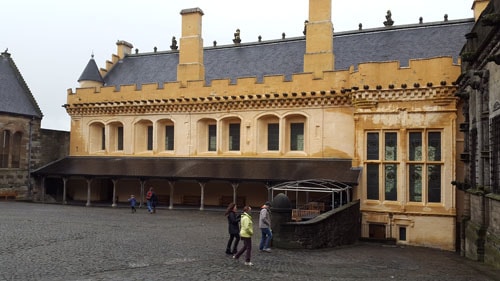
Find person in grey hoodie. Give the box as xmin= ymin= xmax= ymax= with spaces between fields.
xmin=259 ymin=201 xmax=272 ymax=252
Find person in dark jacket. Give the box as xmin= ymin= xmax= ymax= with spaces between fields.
xmin=225 ymin=202 xmax=241 ymax=255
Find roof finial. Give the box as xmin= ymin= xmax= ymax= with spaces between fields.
xmin=233 ymin=29 xmax=241 ymax=44
xmin=170 ymin=36 xmax=178 ymax=50
xmin=383 ymin=10 xmax=394 ymax=27
xmin=91 ymin=50 xmax=94 ymax=59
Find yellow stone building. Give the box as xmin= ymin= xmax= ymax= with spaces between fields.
xmin=34 ymin=0 xmax=481 ymax=250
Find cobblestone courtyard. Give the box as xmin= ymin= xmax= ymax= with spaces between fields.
xmin=0 ymin=202 xmax=499 ymax=281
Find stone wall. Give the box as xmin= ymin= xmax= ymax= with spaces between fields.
xmin=0 ymin=115 xmax=41 ymax=198
xmin=274 ymin=200 xmax=360 ymax=249
xmin=39 ymin=129 xmax=69 ymax=165
xmin=484 ymin=195 xmax=500 ymax=268
xmin=465 ymin=192 xmax=500 ymax=268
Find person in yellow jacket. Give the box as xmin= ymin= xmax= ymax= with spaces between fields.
xmin=233 ymin=206 xmax=254 ymax=266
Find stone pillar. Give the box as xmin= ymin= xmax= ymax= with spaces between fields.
xmin=168 ymin=180 xmax=175 ymax=210
xmin=111 ymin=178 xmax=118 ymax=207
xmin=270 ymin=193 xmax=292 ymax=248
xmin=85 ymin=177 xmax=92 ymax=207
xmin=198 ymin=181 xmax=205 ymax=211
xmin=62 ymin=177 xmax=68 ymax=205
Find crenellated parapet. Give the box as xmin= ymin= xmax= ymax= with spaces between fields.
xmin=67 ymin=57 xmax=461 ymax=114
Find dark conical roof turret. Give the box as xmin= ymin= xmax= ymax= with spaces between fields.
xmin=78 ymin=55 xmax=104 ymax=83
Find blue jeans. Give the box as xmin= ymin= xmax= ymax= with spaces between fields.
xmin=147 ymin=200 xmax=153 ymax=212
xmin=259 ymin=228 xmax=272 ymax=250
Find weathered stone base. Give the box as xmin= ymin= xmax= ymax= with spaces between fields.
xmin=274 ymin=200 xmax=360 ymax=249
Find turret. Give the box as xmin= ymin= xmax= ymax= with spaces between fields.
xmin=77 ymin=55 xmax=104 ymax=88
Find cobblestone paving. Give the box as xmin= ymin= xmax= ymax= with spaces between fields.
xmin=1 ymin=202 xmax=499 ymax=281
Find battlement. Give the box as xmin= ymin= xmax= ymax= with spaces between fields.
xmin=68 ymin=57 xmax=460 ymax=106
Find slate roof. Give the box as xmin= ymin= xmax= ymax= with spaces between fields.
xmin=101 ymin=19 xmax=474 ymax=87
xmin=78 ymin=56 xmax=104 ymax=83
xmin=0 ymin=51 xmax=43 ymax=118
xmin=32 ymin=157 xmax=361 ymax=185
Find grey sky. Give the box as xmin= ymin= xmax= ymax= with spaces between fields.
xmin=1 ymin=0 xmax=474 ymax=131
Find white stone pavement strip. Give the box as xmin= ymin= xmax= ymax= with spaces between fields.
xmin=0 ymin=202 xmax=499 ymax=281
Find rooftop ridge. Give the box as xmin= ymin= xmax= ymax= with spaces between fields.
xmin=122 ymin=18 xmax=475 ymax=57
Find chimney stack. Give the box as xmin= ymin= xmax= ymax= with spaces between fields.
xmin=304 ymin=0 xmax=334 ymax=78
xmin=177 ymin=8 xmax=205 ymax=86
xmin=116 ymin=40 xmax=133 ymax=59
xmin=472 ymin=0 xmax=489 ymax=21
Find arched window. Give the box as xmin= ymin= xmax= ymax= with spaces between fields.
xmin=284 ymin=114 xmax=307 ymax=153
xmin=197 ymin=118 xmax=217 ymax=153
xmin=220 ymin=117 xmax=241 ymax=152
xmin=134 ymin=120 xmax=154 ymax=153
xmin=157 ymin=119 xmax=175 ymax=152
xmin=11 ymin=132 xmax=23 ymax=168
xmin=0 ymin=130 xmax=11 ymax=168
xmin=89 ymin=122 xmax=105 ymax=153
xmin=257 ymin=115 xmax=280 ymax=153
xmin=109 ymin=122 xmax=124 ymax=152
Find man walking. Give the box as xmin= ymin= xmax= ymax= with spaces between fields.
xmin=259 ymin=201 xmax=272 ymax=252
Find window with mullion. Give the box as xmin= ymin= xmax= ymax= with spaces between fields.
xmin=408 ymin=131 xmax=442 ymax=203
xmin=366 ymin=131 xmax=398 ymax=201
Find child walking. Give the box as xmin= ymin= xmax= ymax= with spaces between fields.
xmin=128 ymin=195 xmax=137 ymax=213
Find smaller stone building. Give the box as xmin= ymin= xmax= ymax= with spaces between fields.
xmin=0 ymin=51 xmax=69 ymax=200
xmin=0 ymin=50 xmax=43 ymax=198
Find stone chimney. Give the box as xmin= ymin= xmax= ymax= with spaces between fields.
xmin=472 ymin=0 xmax=489 ymax=21
xmin=303 ymin=0 xmax=334 ymax=78
xmin=177 ymin=8 xmax=205 ymax=86
xmin=116 ymin=40 xmax=133 ymax=59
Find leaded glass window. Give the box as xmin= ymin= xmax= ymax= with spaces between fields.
xmin=229 ymin=123 xmax=240 ymax=151
xmin=428 ymin=132 xmax=441 ymax=161
xmin=147 ymin=126 xmax=153 ymax=151
xmin=385 ymin=132 xmax=397 ymax=161
xmin=409 ymin=164 xmax=422 ymax=202
xmin=101 ymin=127 xmax=106 ymax=150
xmin=408 ymin=131 xmax=442 ymax=203
xmin=208 ymin=124 xmax=216 ymax=151
xmin=268 ymin=123 xmax=279 ymax=151
xmin=290 ymin=123 xmax=304 ymax=151
xmin=165 ymin=125 xmax=174 ymax=151
xmin=367 ymin=164 xmax=379 ymax=200
xmin=385 ymin=164 xmax=397 ymax=200
xmin=365 ymin=131 xmax=398 ymax=201
xmin=409 ymin=132 xmax=422 ymax=161
xmin=367 ymin=132 xmax=379 ymax=160
xmin=428 ymin=165 xmax=441 ymax=202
